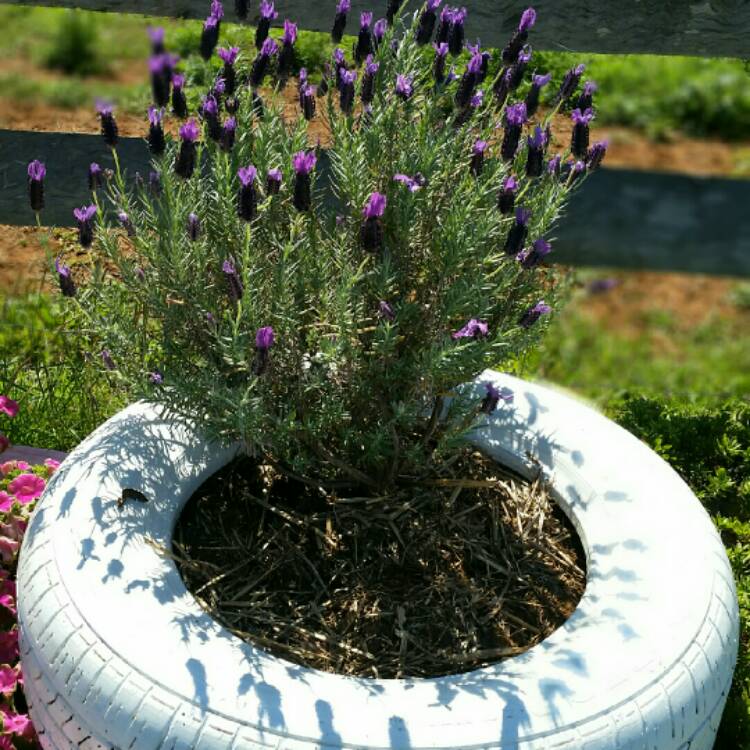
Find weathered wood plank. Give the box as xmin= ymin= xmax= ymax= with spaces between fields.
xmin=2 ymin=128 xmax=749 ymax=276
xmin=1 ymin=0 xmax=749 ymax=58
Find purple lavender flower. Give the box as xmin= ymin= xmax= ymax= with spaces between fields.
xmin=331 ymin=0 xmax=350 ymax=44
xmin=147 ymin=106 xmax=166 ymax=156
xmin=355 ymin=11 xmax=374 ymax=63
xmin=470 ymin=90 xmax=483 ymax=109
xmin=518 ymin=237 xmax=552 ymax=269
xmin=55 ymin=256 xmax=76 ymax=298
xmin=395 ymin=74 xmax=413 ymax=101
xmin=149 ymin=170 xmax=162 ymax=195
xmin=101 ymin=349 xmax=116 ymax=371
xmin=200 ymin=14 xmax=221 ymax=60
xmin=587 ymin=140 xmax=608 ymax=171
xmin=221 ymin=116 xmax=236 ymax=151
xmin=557 ymin=63 xmax=586 ymax=103
xmin=253 ymin=326 xmax=275 ymax=375
xmin=148 ymin=26 xmax=166 ymax=54
xmin=278 ymin=20 xmax=298 ymax=76
xmin=470 ymin=139 xmax=488 ymax=177
xmin=455 ymin=51 xmax=482 ymax=108
xmin=501 ymin=102 xmax=527 ymax=161
xmin=525 ymin=125 xmax=547 ymax=178
xmin=73 ymin=204 xmax=97 ymax=248
xmin=250 ymin=37 xmax=278 ymax=88
xmin=435 ymin=6 xmax=452 ymax=45
xmin=361 ymin=56 xmax=379 ymax=105
xmin=452 ymin=318 xmax=489 ymax=340
xmin=300 ymin=83 xmax=316 ymax=120
xmin=361 ymin=192 xmax=387 ymax=251
xmin=85 ymin=162 xmax=101 ymax=192
xmin=266 ymin=168 xmax=282 ymax=195
xmin=393 ymin=173 xmax=424 ymax=192
xmin=117 ymin=210 xmax=136 ymax=237
xmin=292 ymin=150 xmax=316 ymax=211
xmin=415 ymin=0 xmax=441 ymax=45
xmin=503 ymin=206 xmax=531 ymax=255
xmin=433 ymin=41 xmax=449 ymax=83
xmin=175 ymin=120 xmax=199 ymax=178
xmin=480 ymin=381 xmax=513 ymax=414
xmin=27 ymin=160 xmax=45 ymax=212
xmin=571 ymin=107 xmax=594 ymax=158
xmin=502 ymin=6 xmax=535 ymax=65
xmin=576 ymin=80 xmax=597 ymax=112
xmin=547 ymin=154 xmax=561 ymax=177
xmin=218 ymin=46 xmax=240 ymax=95
xmin=149 ymin=54 xmax=171 ymax=107
xmin=524 ymin=70 xmax=551 ymax=118
xmin=339 ymin=69 xmax=357 ymax=114
xmin=378 ymin=300 xmax=395 ymax=321
xmin=492 ymin=67 xmax=511 ymax=105
xmin=201 ymin=95 xmax=222 ymax=141
xmin=237 ymin=165 xmax=258 ymax=221
xmin=96 ymin=101 xmax=118 ymax=148
xmin=448 ymin=6 xmax=466 ymax=55
xmin=149 ymin=370 xmax=164 ymax=385
xmin=373 ymin=18 xmax=387 ymax=46
xmin=255 ymin=0 xmax=278 ymax=48
xmin=222 ymin=257 xmax=244 ymax=303
xmin=187 ymin=212 xmax=201 ymax=241
xmin=211 ymin=1 xmax=225 ymax=19
xmin=519 ymin=300 xmax=551 ymax=328
xmin=497 ymin=174 xmax=518 ymax=214
xmin=171 ymin=73 xmax=188 ymax=119
xmin=507 ymin=44 xmax=532 ymax=90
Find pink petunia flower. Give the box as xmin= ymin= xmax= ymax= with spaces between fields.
xmin=0 ymin=594 xmax=16 ymax=616
xmin=0 ymin=493 xmax=12 ymax=513
xmin=0 ymin=630 xmax=18 ymax=663
xmin=0 ymin=537 xmax=19 ymax=564
xmin=44 ymin=458 xmax=61 ymax=472
xmin=0 ymin=397 xmax=18 ymax=419
xmin=0 ymin=665 xmax=18 ymax=695
xmin=7 ymin=474 xmax=45 ymax=504
xmin=0 ymin=461 xmax=30 ymax=477
xmin=0 ymin=705 xmax=34 ymax=737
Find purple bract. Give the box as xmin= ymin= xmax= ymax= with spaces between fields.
xmin=293 ymin=150 xmax=317 ymax=175
xmin=362 ymin=192 xmax=387 ymax=218
xmin=256 ymin=326 xmax=275 ymax=351
xmin=238 ymin=165 xmax=257 ymax=186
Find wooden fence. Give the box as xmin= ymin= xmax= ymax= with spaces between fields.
xmin=1 ymin=0 xmax=749 ymax=276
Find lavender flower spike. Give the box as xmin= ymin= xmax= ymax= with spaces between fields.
xmin=587 ymin=140 xmax=608 ymax=171
xmin=332 ymin=0 xmax=351 ymax=43
xmin=361 ymin=192 xmax=387 ymax=251
xmin=480 ymin=381 xmax=513 ymax=414
xmin=393 ymin=174 xmax=423 ymax=192
xmin=96 ymin=100 xmax=118 ymax=148
xmin=278 ymin=20 xmax=298 ymax=75
xmin=148 ymin=26 xmax=166 ymax=54
xmin=525 ymin=125 xmax=547 ymax=178
xmin=470 ymin=139 xmax=488 ymax=177
xmin=433 ymin=41 xmax=449 ymax=83
xmin=361 ymin=56 xmax=379 ymax=104
xmin=448 ymin=6 xmax=467 ymax=56
xmin=171 ymin=73 xmax=188 ymax=119
xmin=218 ymin=46 xmax=240 ymax=94
xmin=395 ymin=74 xmax=413 ymax=101
xmin=571 ymin=107 xmax=595 ymax=158
xmin=147 ymin=106 xmax=166 ymax=156
xmin=452 ymin=318 xmax=489 ymax=340
xmin=339 ymin=69 xmax=357 ymax=114
xmin=256 ymin=0 xmax=278 ymax=48
xmin=117 ymin=210 xmax=136 ymax=237
xmin=292 ymin=150 xmax=317 ymax=211
xmin=253 ymin=326 xmax=275 ymax=375
xmin=149 ymin=54 xmax=171 ymax=107
xmin=501 ymin=102 xmax=527 ymax=162
xmin=200 ymin=14 xmax=221 ymax=60
xmin=503 ymin=206 xmax=531 ymax=255
xmin=237 ymin=165 xmax=258 ymax=221
xmin=222 ymin=258 xmax=244 ymax=304
xmin=175 ymin=120 xmax=200 ymax=179
xmin=300 ymin=83 xmax=317 ymax=120
xmin=518 ymin=237 xmax=552 ymax=269
xmin=502 ymin=6 xmax=535 ymax=65
xmin=557 ymin=63 xmax=586 ymax=103
xmin=577 ymin=80 xmax=598 ymax=112
xmin=221 ymin=117 xmax=236 ymax=152
xmin=355 ymin=11 xmax=374 ymax=63
xmin=187 ymin=212 xmax=201 ymax=241
xmin=415 ymin=0 xmax=441 ymax=45
xmin=73 ymin=204 xmax=97 ymax=248
xmin=373 ymin=17 xmax=387 ymax=46
xmin=267 ymin=168 xmax=282 ymax=195
xmin=27 ymin=159 xmax=46 ymax=212
xmin=250 ymin=38 xmax=279 ymax=87
xmin=55 ymin=257 xmax=76 ymax=298
xmin=525 ymin=71 xmax=551 ymax=117
xmin=497 ymin=175 xmax=518 ymax=214
xmin=519 ymin=300 xmax=551 ymax=328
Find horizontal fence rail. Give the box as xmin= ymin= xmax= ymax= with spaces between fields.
xmin=2 ymin=129 xmax=749 ymax=276
xmin=1 ymin=0 xmax=749 ymax=57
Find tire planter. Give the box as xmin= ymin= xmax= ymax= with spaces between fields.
xmin=17 ymin=371 xmax=740 ymax=750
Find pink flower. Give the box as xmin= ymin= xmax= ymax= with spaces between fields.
xmin=0 ymin=537 xmax=19 ymax=564
xmin=0 ymin=666 xmax=18 ymax=695
xmin=0 ymin=705 xmax=34 ymax=737
xmin=44 ymin=458 xmax=61 ymax=472
xmin=0 ymin=493 xmax=12 ymax=513
xmin=0 ymin=436 xmax=7 ymax=455
xmin=0 ymin=462 xmax=29 ymax=477
xmin=0 ymin=593 xmax=16 ymax=616
xmin=7 ymin=474 xmax=45 ymax=504
xmin=0 ymin=397 xmax=18 ymax=419
xmin=0 ymin=630 xmax=18 ymax=663
xmin=0 ymin=517 xmax=26 ymax=542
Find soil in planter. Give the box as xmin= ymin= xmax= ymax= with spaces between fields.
xmin=173 ymin=448 xmax=586 ymax=679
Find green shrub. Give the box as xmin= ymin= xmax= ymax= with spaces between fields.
xmin=43 ymin=9 xmax=105 ymax=76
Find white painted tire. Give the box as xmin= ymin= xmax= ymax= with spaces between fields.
xmin=18 ymin=372 xmax=740 ymax=750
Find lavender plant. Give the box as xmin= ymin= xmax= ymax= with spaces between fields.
xmin=44 ymin=2 xmax=606 ymax=492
